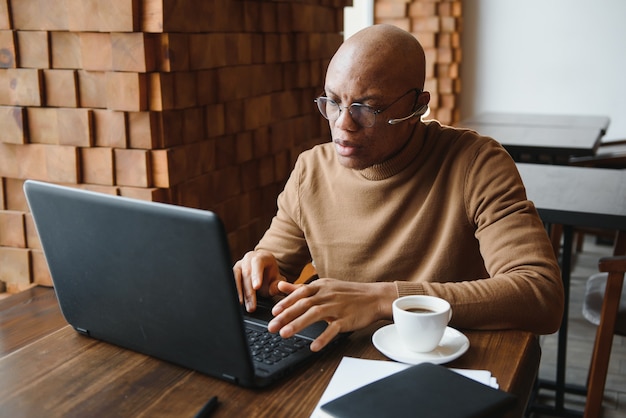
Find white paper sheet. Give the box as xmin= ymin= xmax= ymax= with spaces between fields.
xmin=310 ymin=357 xmax=499 ymax=418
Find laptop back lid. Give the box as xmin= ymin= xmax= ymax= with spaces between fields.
xmin=24 ymin=180 xmax=259 ymax=386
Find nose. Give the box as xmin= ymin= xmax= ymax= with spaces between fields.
xmin=334 ymin=106 xmax=359 ymax=131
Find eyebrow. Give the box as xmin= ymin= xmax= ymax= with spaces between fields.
xmin=324 ymin=88 xmax=383 ymax=105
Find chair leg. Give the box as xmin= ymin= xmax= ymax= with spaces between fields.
xmin=614 ymin=231 xmax=626 ymax=256
xmin=550 ymin=224 xmax=563 ymax=259
xmin=576 ymin=232 xmax=585 ymax=253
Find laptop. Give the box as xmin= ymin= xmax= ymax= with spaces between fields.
xmin=24 ymin=180 xmax=334 ymax=388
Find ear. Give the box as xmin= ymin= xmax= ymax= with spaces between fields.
xmin=407 ymin=91 xmax=430 ymax=125
xmin=414 ymin=104 xmax=428 ymax=115
xmin=417 ymin=91 xmax=431 ymax=108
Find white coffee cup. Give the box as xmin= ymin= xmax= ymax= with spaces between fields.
xmin=392 ymin=295 xmax=452 ymax=352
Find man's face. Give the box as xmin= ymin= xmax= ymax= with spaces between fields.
xmin=323 ymin=63 xmax=420 ymax=171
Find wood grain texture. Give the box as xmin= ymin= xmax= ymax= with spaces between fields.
xmin=0 ymin=287 xmax=539 ymax=418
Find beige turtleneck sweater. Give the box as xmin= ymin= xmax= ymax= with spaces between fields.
xmin=256 ymin=120 xmax=564 ymax=335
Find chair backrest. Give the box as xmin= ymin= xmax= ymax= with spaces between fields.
xmin=584 ymin=231 xmax=626 ymax=418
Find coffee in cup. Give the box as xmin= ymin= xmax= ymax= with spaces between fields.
xmin=392 ymin=295 xmax=452 ymax=352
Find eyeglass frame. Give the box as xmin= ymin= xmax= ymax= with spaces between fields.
xmin=314 ymin=88 xmax=423 ymax=128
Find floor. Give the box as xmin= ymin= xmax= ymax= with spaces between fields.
xmin=531 ymin=236 xmax=626 ymax=417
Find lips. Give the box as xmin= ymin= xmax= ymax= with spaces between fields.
xmin=334 ymin=140 xmax=361 ymax=157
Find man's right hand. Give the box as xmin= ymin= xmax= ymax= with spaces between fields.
xmin=233 ymin=250 xmax=286 ymax=312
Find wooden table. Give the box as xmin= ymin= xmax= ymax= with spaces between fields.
xmin=517 ymin=163 xmax=626 ymax=417
xmin=458 ymin=112 xmax=610 ymax=164
xmin=1 ymin=287 xmax=540 ymax=418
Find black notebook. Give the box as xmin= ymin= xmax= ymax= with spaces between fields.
xmin=320 ymin=362 xmax=516 ymax=418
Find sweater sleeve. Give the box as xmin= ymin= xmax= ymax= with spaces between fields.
xmin=401 ymin=139 xmax=564 ymax=335
xmin=254 ymin=154 xmax=312 ymax=282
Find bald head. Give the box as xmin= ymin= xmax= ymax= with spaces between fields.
xmin=327 ymin=24 xmax=427 ymax=92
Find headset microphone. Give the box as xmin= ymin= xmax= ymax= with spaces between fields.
xmin=387 ymin=104 xmax=429 ymax=125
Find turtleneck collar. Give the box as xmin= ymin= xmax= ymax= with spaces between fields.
xmin=355 ymin=123 xmax=425 ymax=181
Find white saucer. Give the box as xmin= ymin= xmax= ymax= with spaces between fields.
xmin=372 ymin=324 xmax=469 ymax=365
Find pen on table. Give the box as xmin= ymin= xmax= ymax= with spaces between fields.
xmin=194 ymin=396 xmax=218 ymax=418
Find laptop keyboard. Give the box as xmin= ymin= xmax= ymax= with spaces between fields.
xmin=246 ymin=328 xmax=309 ymax=365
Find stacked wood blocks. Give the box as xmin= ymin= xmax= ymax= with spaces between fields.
xmin=374 ymin=0 xmax=462 ymax=125
xmin=0 ymin=0 xmax=349 ymax=292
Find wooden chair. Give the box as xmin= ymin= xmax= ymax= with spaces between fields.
xmin=570 ymin=139 xmax=626 ymax=169
xmin=295 ymin=262 xmax=318 ymax=284
xmin=582 ymin=230 xmax=626 ymax=418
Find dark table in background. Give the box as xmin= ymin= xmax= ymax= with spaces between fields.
xmin=458 ymin=112 xmax=610 ymax=164
xmin=517 ymin=163 xmax=626 ymax=417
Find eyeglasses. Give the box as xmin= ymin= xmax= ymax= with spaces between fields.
xmin=314 ymin=89 xmax=421 ymax=128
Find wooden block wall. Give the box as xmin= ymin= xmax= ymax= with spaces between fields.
xmin=374 ymin=0 xmax=462 ymax=125
xmin=0 ymin=0 xmax=349 ymax=293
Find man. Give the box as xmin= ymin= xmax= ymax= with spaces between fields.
xmin=233 ymin=24 xmax=564 ymax=352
